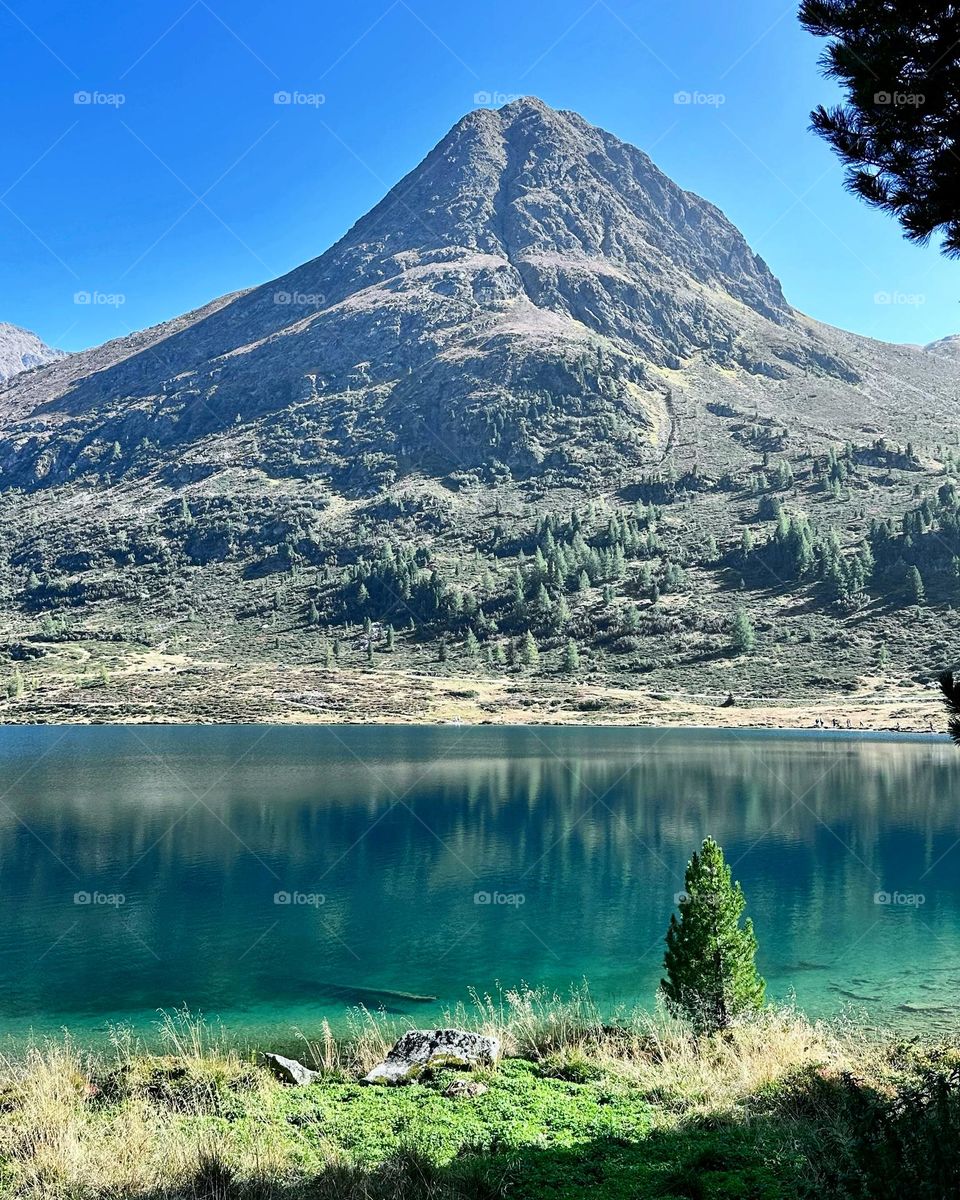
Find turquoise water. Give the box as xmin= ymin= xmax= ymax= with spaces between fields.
xmin=1 ymin=725 xmax=959 ymax=1045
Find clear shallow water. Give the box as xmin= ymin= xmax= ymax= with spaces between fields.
xmin=1 ymin=724 xmax=959 ymax=1046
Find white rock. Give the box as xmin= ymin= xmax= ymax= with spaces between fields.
xmin=362 ymin=1028 xmax=500 ymax=1085
xmin=263 ymin=1051 xmax=319 ymax=1086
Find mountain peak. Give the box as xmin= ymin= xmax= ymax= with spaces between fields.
xmin=325 ymin=95 xmax=788 ymax=328
xmin=496 ymin=94 xmax=552 ymax=113
xmin=494 ymin=94 xmax=568 ymax=125
xmin=0 ymin=322 xmax=66 ymax=385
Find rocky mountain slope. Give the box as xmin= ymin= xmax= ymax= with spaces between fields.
xmin=0 ymin=97 xmax=956 ymax=723
xmin=4 ymin=96 xmax=956 ymax=492
xmin=0 ymin=323 xmax=65 ymax=385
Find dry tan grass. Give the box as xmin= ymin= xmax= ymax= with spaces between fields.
xmin=292 ymin=1006 xmax=399 ymax=1080
xmin=0 ymin=1041 xmax=170 ymax=1197
xmin=0 ymin=1013 xmax=291 ymax=1199
xmin=458 ymin=984 xmax=854 ymax=1112
xmin=1 ymin=648 xmax=944 ymax=732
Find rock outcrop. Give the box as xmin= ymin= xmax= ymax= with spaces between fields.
xmin=363 ymin=1029 xmax=500 ymax=1084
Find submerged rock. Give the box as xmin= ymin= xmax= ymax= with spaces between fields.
xmin=263 ymin=1052 xmax=318 ymax=1086
xmin=363 ymin=1029 xmax=500 ymax=1085
xmin=830 ymin=984 xmax=882 ymax=1003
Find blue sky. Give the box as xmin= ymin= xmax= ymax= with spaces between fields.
xmin=2 ymin=0 xmax=956 ymax=352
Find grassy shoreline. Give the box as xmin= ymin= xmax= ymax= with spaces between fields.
xmin=2 ymin=989 xmax=958 ymax=1199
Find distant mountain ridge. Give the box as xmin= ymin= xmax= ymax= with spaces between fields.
xmin=0 ymin=323 xmax=65 ymax=385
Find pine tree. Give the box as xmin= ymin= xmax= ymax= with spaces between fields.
xmin=520 ymin=630 xmax=539 ymax=670
xmin=385 ymin=624 xmax=395 ymax=651
xmin=661 ymin=838 xmax=765 ymax=1033
xmin=730 ymin=606 xmax=756 ymax=655
xmin=562 ymin=638 xmax=580 ymax=673
xmin=464 ymin=628 xmax=479 ymax=658
xmin=554 ymin=595 xmax=571 ymax=629
xmin=511 ymin=568 xmax=525 ymax=610
xmin=533 ymin=582 xmax=552 ymax=617
xmin=907 ymin=565 xmax=925 ymax=605
xmin=623 ymin=605 xmax=641 ymax=633
xmin=940 ymin=671 xmax=960 ymax=747
xmin=800 ymin=0 xmax=960 ymax=256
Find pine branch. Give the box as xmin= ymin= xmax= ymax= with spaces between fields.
xmin=939 ymin=670 xmax=960 ymax=746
